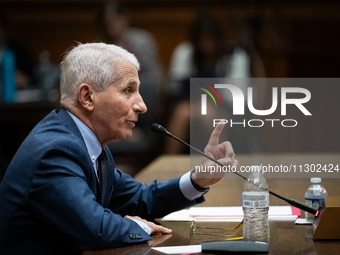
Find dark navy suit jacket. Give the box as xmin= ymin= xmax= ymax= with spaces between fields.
xmin=0 ymin=109 xmax=204 ymax=255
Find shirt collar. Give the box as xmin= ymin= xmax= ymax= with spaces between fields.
xmin=67 ymin=111 xmax=102 ymax=164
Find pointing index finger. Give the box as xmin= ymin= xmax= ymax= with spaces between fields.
xmin=207 ymin=121 xmax=225 ymax=146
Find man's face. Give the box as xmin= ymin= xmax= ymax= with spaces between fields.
xmin=91 ymin=61 xmax=147 ymax=145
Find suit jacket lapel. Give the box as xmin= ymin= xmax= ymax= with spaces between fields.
xmin=57 ymin=108 xmax=100 ymax=200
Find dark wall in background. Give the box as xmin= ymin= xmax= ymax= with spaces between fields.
xmin=1 ymin=0 xmax=339 ymax=77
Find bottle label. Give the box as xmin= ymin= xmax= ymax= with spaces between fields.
xmin=242 ymin=192 xmax=269 ymax=208
xmin=305 ymin=198 xmax=325 ymax=210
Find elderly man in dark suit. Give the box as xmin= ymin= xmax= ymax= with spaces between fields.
xmin=0 ymin=42 xmax=237 ymax=255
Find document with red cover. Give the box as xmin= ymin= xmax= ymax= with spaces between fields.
xmin=189 ymin=206 xmax=300 ymax=221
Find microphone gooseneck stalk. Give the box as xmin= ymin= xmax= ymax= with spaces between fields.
xmin=151 ymin=124 xmax=247 ymax=181
xmin=151 ymin=123 xmax=319 ymax=216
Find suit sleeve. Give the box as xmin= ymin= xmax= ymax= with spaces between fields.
xmin=28 ymin=140 xmax=151 ymax=250
xmin=108 ymin=164 xmax=205 ymax=220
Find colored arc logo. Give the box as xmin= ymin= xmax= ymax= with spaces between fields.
xmin=198 ymin=82 xmax=223 ymax=106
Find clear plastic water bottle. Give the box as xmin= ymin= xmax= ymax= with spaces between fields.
xmin=305 ymin=177 xmax=327 ymax=222
xmin=242 ymin=166 xmax=270 ymax=243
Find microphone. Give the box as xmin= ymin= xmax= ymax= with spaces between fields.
xmin=151 ymin=123 xmax=319 ymax=216
xmin=150 ymin=123 xmax=172 ymax=137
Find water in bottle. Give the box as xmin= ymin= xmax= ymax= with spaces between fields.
xmin=242 ymin=166 xmax=270 ymax=243
xmin=305 ymin=177 xmax=327 ymax=222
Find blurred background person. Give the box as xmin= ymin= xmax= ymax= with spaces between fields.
xmin=96 ymin=0 xmax=164 ymax=175
xmin=0 ymin=14 xmax=37 ymax=103
xmin=0 ymin=13 xmax=40 ymax=181
xmin=164 ymin=12 xmax=264 ymax=154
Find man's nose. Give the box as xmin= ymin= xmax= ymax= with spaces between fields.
xmin=133 ymin=94 xmax=147 ymax=114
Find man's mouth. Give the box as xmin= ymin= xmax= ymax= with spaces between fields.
xmin=126 ymin=120 xmax=136 ymax=127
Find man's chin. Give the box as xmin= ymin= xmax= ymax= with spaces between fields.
xmin=126 ymin=128 xmax=143 ymax=142
xmin=122 ymin=130 xmax=133 ymax=140
xmin=124 ymin=134 xmax=133 ymax=140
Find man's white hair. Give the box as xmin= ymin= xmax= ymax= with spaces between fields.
xmin=60 ymin=42 xmax=140 ymax=107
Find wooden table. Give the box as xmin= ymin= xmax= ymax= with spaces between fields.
xmin=84 ymin=154 xmax=340 ymax=255
xmin=83 ymin=220 xmax=339 ymax=255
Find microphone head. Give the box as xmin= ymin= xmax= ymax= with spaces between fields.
xmin=151 ymin=123 xmax=170 ymax=136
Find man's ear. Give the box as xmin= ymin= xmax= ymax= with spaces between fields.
xmin=77 ymin=83 xmax=94 ymax=112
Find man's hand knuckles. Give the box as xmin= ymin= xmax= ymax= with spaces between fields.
xmin=227 ymin=152 xmax=235 ymax=159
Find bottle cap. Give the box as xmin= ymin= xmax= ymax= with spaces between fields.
xmin=310 ymin=177 xmax=321 ymax=183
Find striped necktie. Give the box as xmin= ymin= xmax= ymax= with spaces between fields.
xmin=97 ymin=149 xmax=108 ymax=205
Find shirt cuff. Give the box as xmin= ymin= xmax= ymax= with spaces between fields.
xmin=131 ymin=219 xmax=151 ymax=235
xmin=179 ymin=171 xmax=208 ymax=201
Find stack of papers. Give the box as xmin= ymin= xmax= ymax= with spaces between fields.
xmin=152 ymin=245 xmax=201 ymax=254
xmin=162 ymin=206 xmax=300 ymax=222
xmin=190 ymin=206 xmax=300 ymax=221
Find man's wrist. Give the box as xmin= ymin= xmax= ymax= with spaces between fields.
xmin=179 ymin=171 xmax=207 ymax=200
xmin=130 ymin=219 xmax=151 ymax=235
xmin=190 ymin=169 xmax=209 ymax=192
